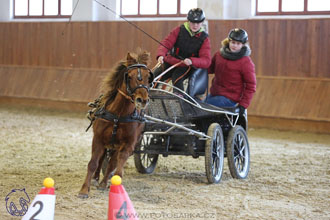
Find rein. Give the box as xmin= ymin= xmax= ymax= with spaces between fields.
xmin=173 ymin=65 xmax=191 ymax=85
xmin=153 ymin=61 xmax=184 ymax=88
xmin=117 ymin=89 xmax=133 ymax=103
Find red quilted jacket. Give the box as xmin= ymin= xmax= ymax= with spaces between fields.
xmin=208 ymin=51 xmax=256 ymax=108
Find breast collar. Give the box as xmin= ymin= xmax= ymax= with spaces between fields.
xmin=94 ymin=107 xmax=146 ymax=123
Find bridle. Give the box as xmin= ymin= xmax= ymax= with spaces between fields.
xmin=124 ymin=64 xmax=154 ymax=98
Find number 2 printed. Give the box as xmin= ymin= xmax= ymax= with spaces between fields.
xmin=29 ymin=201 xmax=44 ymax=220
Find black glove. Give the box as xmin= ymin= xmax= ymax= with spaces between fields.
xmin=238 ymin=105 xmax=246 ymax=115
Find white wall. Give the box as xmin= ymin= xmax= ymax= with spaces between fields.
xmin=237 ymin=0 xmax=254 ymax=18
xmin=0 ymin=0 xmax=11 ymax=21
xmin=199 ymin=0 xmax=224 ymax=19
xmin=92 ymin=0 xmax=117 ymax=21
xmin=72 ymin=0 xmax=117 ymax=21
xmin=71 ymin=0 xmax=92 ymax=21
xmin=200 ymin=0 xmax=254 ymax=19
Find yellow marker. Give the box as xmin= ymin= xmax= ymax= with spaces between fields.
xmin=43 ymin=177 xmax=55 ymax=188
xmin=111 ymin=175 xmax=122 ymax=185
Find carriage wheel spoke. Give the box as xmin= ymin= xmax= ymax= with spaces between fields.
xmin=147 ymin=156 xmax=152 ymax=167
xmin=213 ymin=157 xmax=219 ymax=176
xmin=239 ymin=135 xmax=243 ymax=148
xmin=142 ymin=153 xmax=148 ymax=166
xmin=240 ymin=145 xmax=245 ymax=155
xmin=235 ymin=158 xmax=240 ymax=171
xmin=212 ymin=133 xmax=221 ymax=176
xmin=235 ymin=156 xmax=243 ymax=172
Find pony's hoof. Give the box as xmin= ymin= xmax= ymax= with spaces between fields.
xmin=97 ymin=183 xmax=107 ymax=191
xmin=91 ymin=179 xmax=99 ymax=187
xmin=77 ymin=193 xmax=89 ymax=199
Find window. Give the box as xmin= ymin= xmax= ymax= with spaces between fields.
xmin=256 ymin=0 xmax=330 ymax=15
xmin=14 ymin=0 xmax=72 ymax=18
xmin=120 ymin=0 xmax=197 ymax=17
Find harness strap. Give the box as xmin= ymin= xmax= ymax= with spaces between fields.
xmin=111 ymin=118 xmax=119 ymax=145
xmin=94 ymin=107 xmax=145 ymax=123
xmin=85 ymin=118 xmax=94 ymax=132
xmin=94 ymin=107 xmax=146 ymax=145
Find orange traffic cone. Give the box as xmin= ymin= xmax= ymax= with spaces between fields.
xmin=22 ymin=177 xmax=56 ymax=220
xmin=108 ymin=175 xmax=139 ymax=220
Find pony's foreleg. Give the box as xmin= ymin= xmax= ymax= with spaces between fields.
xmin=78 ymin=138 xmax=105 ymax=198
xmin=91 ymin=151 xmax=106 ymax=186
xmin=114 ymin=144 xmax=134 ymax=177
xmin=98 ymin=150 xmax=118 ymax=190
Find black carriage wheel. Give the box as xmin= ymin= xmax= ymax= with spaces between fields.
xmin=205 ymin=123 xmax=224 ymax=184
xmin=134 ymin=134 xmax=159 ymax=174
xmin=226 ymin=125 xmax=250 ymax=179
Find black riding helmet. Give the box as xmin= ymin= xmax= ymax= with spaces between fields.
xmin=187 ymin=8 xmax=205 ymax=23
xmin=228 ymin=28 xmax=248 ymax=44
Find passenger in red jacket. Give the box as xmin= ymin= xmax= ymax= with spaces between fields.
xmin=206 ymin=28 xmax=256 ymax=115
xmin=156 ymin=8 xmax=211 ymax=93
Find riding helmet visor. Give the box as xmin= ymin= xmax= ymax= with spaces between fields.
xmin=187 ymin=8 xmax=205 ymax=23
xmin=228 ymin=28 xmax=248 ymax=43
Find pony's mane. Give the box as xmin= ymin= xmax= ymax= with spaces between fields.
xmin=101 ymin=50 xmax=151 ymax=105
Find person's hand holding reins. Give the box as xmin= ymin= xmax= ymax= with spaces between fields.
xmin=157 ymin=56 xmax=164 ymax=64
xmin=158 ymin=56 xmax=191 ymax=66
xmin=183 ymin=58 xmax=192 ymax=66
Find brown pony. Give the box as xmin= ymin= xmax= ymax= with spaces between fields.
xmin=78 ymin=50 xmax=153 ymax=198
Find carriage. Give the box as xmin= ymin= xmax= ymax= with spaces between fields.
xmin=132 ymin=67 xmax=251 ymax=183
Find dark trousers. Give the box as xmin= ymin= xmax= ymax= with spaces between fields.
xmin=154 ymin=62 xmax=193 ymax=93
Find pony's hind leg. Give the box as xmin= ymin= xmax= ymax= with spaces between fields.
xmin=98 ymin=150 xmax=118 ymax=190
xmin=78 ymin=138 xmax=105 ymax=198
xmin=91 ymin=150 xmax=106 ymax=187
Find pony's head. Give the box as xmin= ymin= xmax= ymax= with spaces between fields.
xmin=102 ymin=50 xmax=153 ymax=110
xmin=124 ymin=52 xmax=153 ymax=109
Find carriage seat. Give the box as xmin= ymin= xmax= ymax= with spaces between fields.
xmin=187 ymin=68 xmax=208 ymax=98
xmin=153 ymin=65 xmax=208 ymax=98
